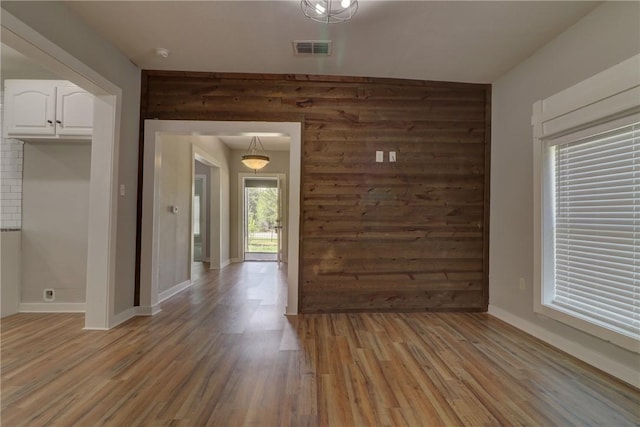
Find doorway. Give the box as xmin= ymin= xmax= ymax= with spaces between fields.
xmin=243 ymin=177 xmax=280 ymax=262
xmin=142 ymin=120 xmax=301 ymax=315
xmin=2 ymin=11 xmax=122 ymax=329
xmin=191 ymin=148 xmax=221 ymax=277
xmin=193 ymin=168 xmax=208 ymax=263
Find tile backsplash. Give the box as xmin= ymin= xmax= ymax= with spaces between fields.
xmin=1 ymin=89 xmax=24 ymax=230
xmin=0 ymin=138 xmax=24 ymax=229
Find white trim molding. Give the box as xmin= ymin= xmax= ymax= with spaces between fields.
xmin=136 ymin=304 xmax=161 ymax=316
xmin=237 ymin=172 xmax=288 ymax=264
xmin=532 ymin=55 xmax=640 ymax=141
xmin=141 ymin=120 xmax=302 ymax=316
xmin=2 ymin=10 xmax=123 ymax=330
xmin=20 ymin=303 xmax=86 ymax=313
xmin=532 ymin=53 xmax=640 ymax=354
xmin=489 ymin=306 xmax=640 ymax=389
xmin=191 ymin=144 xmax=223 ymax=271
xmin=108 ymin=307 xmax=137 ymax=329
xmin=159 ymin=280 xmax=192 ymax=303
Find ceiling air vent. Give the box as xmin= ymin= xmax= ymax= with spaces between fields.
xmin=293 ymin=40 xmax=332 ymax=56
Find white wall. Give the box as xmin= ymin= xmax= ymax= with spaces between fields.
xmin=490 ymin=2 xmax=640 ymax=385
xmin=158 ymin=134 xmax=232 ymax=277
xmin=192 ymin=135 xmax=232 ymax=266
xmin=0 ymin=230 xmax=21 ymax=317
xmin=21 ymin=142 xmax=91 ymax=303
xmin=157 ymin=137 xmax=192 ymax=293
xmin=2 ymin=1 xmax=141 ymax=314
xmin=155 ymin=138 xmax=289 ymax=285
xmin=229 ymin=150 xmax=290 ymax=260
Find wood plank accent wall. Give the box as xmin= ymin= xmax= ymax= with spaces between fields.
xmin=139 ymin=71 xmax=491 ymax=313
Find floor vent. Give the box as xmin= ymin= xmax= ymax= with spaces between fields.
xmin=293 ymin=40 xmax=332 ymax=56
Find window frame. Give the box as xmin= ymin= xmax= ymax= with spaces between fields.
xmin=532 ymin=54 xmax=640 ymax=354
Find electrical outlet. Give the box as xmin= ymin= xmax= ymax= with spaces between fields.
xmin=375 ymin=151 xmax=384 ymax=162
xmin=518 ymin=277 xmax=526 ymax=290
xmin=43 ymin=288 xmax=55 ymax=302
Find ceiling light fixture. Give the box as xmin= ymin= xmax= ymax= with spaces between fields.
xmin=301 ymin=0 xmax=358 ymax=24
xmin=241 ymin=136 xmax=270 ymax=171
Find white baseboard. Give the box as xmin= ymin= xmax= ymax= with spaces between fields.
xmin=211 ymin=259 xmax=233 ymax=269
xmin=488 ymin=305 xmax=640 ymax=389
xmin=109 ymin=307 xmax=137 ymax=328
xmin=136 ymin=304 xmax=161 ymax=316
xmin=108 ymin=304 xmax=160 ymax=326
xmin=20 ymin=302 xmax=85 ymax=313
xmin=158 ymin=280 xmax=192 ymax=303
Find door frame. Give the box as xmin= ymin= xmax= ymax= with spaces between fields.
xmin=193 ymin=173 xmax=207 ymax=262
xmin=192 ymin=146 xmax=222 ymax=274
xmin=238 ymin=173 xmax=287 ymax=263
xmin=141 ymin=120 xmax=301 ymax=315
xmin=2 ymin=11 xmax=122 ymax=329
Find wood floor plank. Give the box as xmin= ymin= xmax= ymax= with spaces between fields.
xmin=2 ymin=262 xmax=639 ymax=426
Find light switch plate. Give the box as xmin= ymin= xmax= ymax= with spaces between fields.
xmin=389 ymin=151 xmax=396 ymax=162
xmin=376 ymin=151 xmax=384 ymax=162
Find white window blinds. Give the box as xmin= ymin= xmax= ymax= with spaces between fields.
xmin=553 ymin=123 xmax=640 ymax=339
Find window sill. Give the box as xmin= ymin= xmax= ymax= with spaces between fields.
xmin=534 ymin=302 xmax=640 ymax=354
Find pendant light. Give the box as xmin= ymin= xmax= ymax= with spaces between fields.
xmin=241 ymin=136 xmax=270 ymax=171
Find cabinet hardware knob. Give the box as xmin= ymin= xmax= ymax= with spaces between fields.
xmin=56 ymin=120 xmax=62 ymax=124
xmin=47 ymin=120 xmax=53 ymax=124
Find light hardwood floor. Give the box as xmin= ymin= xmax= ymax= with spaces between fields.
xmin=2 ymin=262 xmax=639 ymax=426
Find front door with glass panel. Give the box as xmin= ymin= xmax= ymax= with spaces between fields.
xmin=244 ymin=177 xmax=279 ymax=262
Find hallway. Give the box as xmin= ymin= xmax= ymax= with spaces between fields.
xmin=1 ymin=262 xmax=638 ymax=426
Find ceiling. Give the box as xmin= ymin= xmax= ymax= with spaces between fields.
xmin=0 ymin=45 xmax=290 ymax=150
xmin=3 ymin=1 xmax=599 ymax=151
xmin=63 ymin=1 xmax=599 ymax=84
xmin=217 ymin=135 xmax=291 ymax=152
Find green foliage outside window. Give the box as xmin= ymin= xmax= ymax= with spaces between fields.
xmin=246 ymin=187 xmax=278 ymax=253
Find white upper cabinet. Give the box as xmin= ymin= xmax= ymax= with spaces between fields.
xmin=56 ymin=86 xmax=93 ymax=137
xmin=3 ymin=80 xmax=93 ymax=140
xmin=4 ymin=81 xmax=56 ymax=136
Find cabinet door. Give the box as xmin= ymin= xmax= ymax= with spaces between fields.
xmin=56 ymin=86 xmax=93 ymax=137
xmin=4 ymin=83 xmax=56 ymax=136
